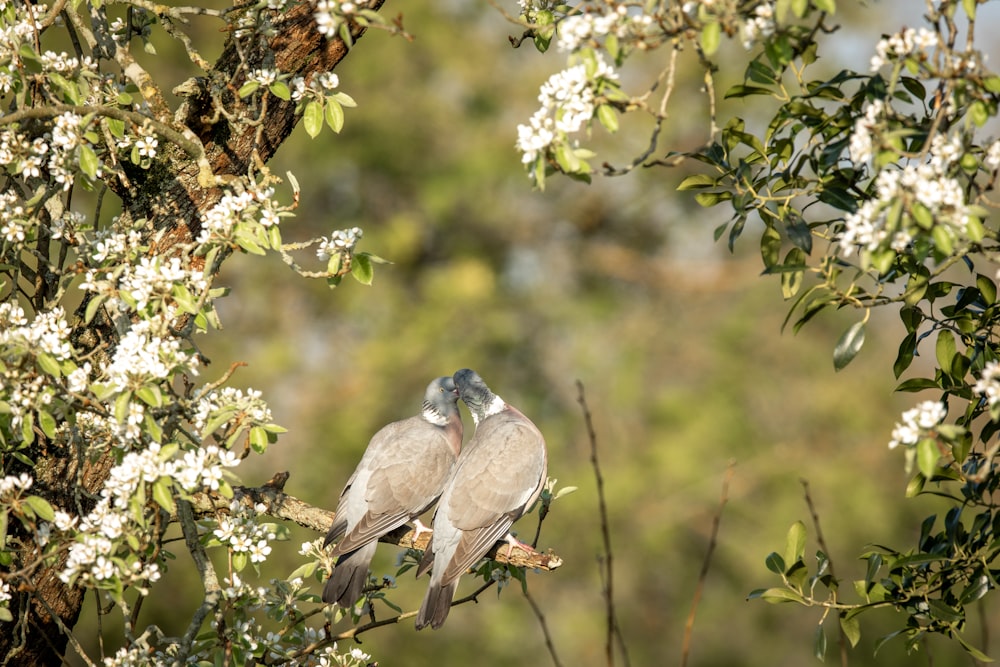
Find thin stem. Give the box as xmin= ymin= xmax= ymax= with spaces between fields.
xmin=680 ymin=462 xmax=735 ymax=667
xmin=577 ymin=380 xmax=630 ymax=667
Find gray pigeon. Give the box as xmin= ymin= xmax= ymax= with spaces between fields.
xmin=414 ymin=368 xmax=547 ymax=630
xmin=322 ymin=377 xmax=463 ymax=608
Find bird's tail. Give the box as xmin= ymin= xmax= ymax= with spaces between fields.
xmin=414 ymin=539 xmax=435 ymax=578
xmin=414 ymin=578 xmax=457 ymax=630
xmin=322 ymin=541 xmax=377 ymax=608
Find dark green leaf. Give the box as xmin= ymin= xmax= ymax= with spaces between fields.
xmin=814 ymin=625 xmax=827 ymax=661
xmin=893 ymin=331 xmax=917 ymax=379
xmin=765 ymin=552 xmax=786 ymax=574
xmin=833 ymin=321 xmax=865 ymax=371
xmin=895 ymin=377 xmax=940 ymax=392
xmin=677 ymin=174 xmax=718 ymax=191
xmin=747 ymin=587 xmax=806 ymax=604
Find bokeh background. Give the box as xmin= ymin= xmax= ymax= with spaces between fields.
xmin=73 ymin=2 xmax=1000 ymax=665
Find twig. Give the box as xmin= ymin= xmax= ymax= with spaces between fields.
xmin=681 ymin=461 xmax=735 ymax=667
xmin=576 ymin=380 xmax=630 ymax=667
xmin=801 ymin=479 xmax=847 ymax=667
xmin=174 ymin=497 xmax=221 ymax=666
xmin=524 ymin=587 xmax=564 ymax=667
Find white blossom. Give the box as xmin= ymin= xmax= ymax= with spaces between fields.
xmin=889 ymin=400 xmax=946 ymax=449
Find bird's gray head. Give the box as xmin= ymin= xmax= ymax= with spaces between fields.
xmin=421 ymin=376 xmax=460 ymax=426
xmin=453 ymin=368 xmax=505 ymax=425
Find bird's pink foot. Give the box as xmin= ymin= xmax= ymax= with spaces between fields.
xmin=412 ymin=519 xmax=433 ymax=542
xmin=502 ymin=533 xmax=537 ymax=559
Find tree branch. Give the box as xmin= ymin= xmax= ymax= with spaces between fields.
xmin=186 ymin=473 xmax=564 ymax=573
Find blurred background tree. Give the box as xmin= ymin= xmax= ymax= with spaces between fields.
xmin=4 ymin=0 xmax=1000 ymax=665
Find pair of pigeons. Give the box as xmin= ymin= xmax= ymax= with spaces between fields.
xmin=321 ymin=368 xmax=548 ymax=630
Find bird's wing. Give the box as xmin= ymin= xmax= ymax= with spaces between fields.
xmin=438 ymin=516 xmax=517 ymax=585
xmin=332 ymin=419 xmax=458 ymax=556
xmin=447 ymin=414 xmax=547 ymax=531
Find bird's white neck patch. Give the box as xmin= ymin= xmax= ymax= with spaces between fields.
xmin=422 ymin=406 xmax=449 ymax=426
xmin=472 ymin=394 xmax=506 ymax=425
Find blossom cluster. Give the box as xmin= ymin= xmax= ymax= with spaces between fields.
xmin=681 ymin=1 xmax=776 ymax=50
xmin=60 ymin=443 xmax=241 ymax=591
xmin=198 ymin=183 xmax=283 ymax=244
xmin=738 ymin=3 xmax=776 ymax=49
xmin=839 ymin=127 xmax=972 ymax=260
xmin=0 ymin=114 xmax=95 ymax=192
xmin=193 ymin=386 xmax=274 ymax=436
xmin=317 ymin=226 xmax=363 ymax=260
xmin=870 ymin=27 xmax=939 ymax=72
xmin=973 ymin=361 xmax=1000 ymax=409
xmin=0 ymin=472 xmax=33 ymax=498
xmin=291 ymin=71 xmax=342 ymax=102
xmin=314 ymin=0 xmax=373 ymax=38
xmin=515 ymin=53 xmax=618 ymax=167
xmin=211 ymin=501 xmax=275 ymax=565
xmin=889 ymin=400 xmax=947 ymax=450
xmin=0 ymin=304 xmax=76 ymax=428
xmin=555 ymin=5 xmax=654 ymax=53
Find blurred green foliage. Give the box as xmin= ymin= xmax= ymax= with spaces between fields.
xmin=71 ymin=2 xmax=994 ymax=665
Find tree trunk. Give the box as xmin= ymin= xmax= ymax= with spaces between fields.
xmin=0 ymin=3 xmax=383 ymax=664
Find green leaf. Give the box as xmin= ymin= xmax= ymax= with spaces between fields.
xmin=700 ymin=21 xmax=721 ymax=56
xmin=678 ymin=174 xmax=718 ymax=191
xmin=152 ymin=477 xmax=176 ymax=514
xmin=331 ymin=91 xmax=357 ymax=107
xmin=895 ymin=377 xmax=939 ymax=392
xmin=144 ymin=411 xmax=163 ymax=443
xmin=956 ymin=634 xmax=993 ymax=662
xmin=935 ymin=330 xmax=957 ymax=375
xmin=747 ymin=587 xmax=806 ymax=604
xmin=814 ymin=0 xmax=836 ymax=13
xmin=37 ymin=410 xmax=57 ymax=439
xmin=303 ymin=100 xmax=323 ymax=138
xmin=784 ymin=520 xmax=806 ymax=570
xmin=36 ymin=352 xmax=62 ymax=378
xmin=268 ymin=81 xmax=291 ymax=101
xmin=325 ymin=97 xmax=345 ymax=133
xmin=232 ymin=551 xmax=249 ymax=572
xmin=765 ymin=551 xmax=786 ymax=574
xmin=351 ymin=252 xmax=374 ymax=285
xmin=78 ymin=143 xmax=99 ymax=179
xmin=596 ymin=104 xmax=618 ymax=133
xmin=840 ymin=612 xmax=861 ymax=647
xmin=978 ymin=274 xmax=997 ymax=305
xmin=84 ymin=294 xmax=108 ymax=325
xmin=238 ymin=80 xmax=260 ymax=98
xmin=114 ymin=390 xmax=132 ymax=424
xmin=23 ymin=495 xmax=55 ymax=522
xmin=833 ymin=321 xmax=865 ymax=371
xmin=813 ymin=624 xmax=827 ymax=661
xmin=917 ymin=438 xmax=939 ymax=479
xmin=136 ymin=384 xmax=163 ymax=408
xmin=249 ymin=425 xmax=269 ymax=454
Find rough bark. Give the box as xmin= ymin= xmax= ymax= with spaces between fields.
xmin=0 ymin=3 xmax=383 ymax=665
